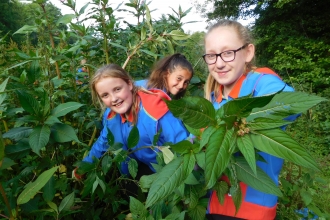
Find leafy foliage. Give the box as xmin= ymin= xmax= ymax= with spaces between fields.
xmin=0 ymin=0 xmax=329 ymax=219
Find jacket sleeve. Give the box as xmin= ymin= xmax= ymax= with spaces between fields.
xmin=254 ymin=74 xmax=299 ymax=122
xmin=120 ymin=110 xmax=189 ymax=176
xmin=157 ymin=111 xmax=189 ymax=147
xmin=83 ymin=108 xmax=112 ymax=163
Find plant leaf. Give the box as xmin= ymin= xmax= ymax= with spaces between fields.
xmin=248 ymin=117 xmax=292 ymax=130
xmin=0 ymin=77 xmax=9 ymax=106
xmin=5 ymin=140 xmax=30 ymax=160
xmin=29 ymin=125 xmax=50 ymax=156
xmin=146 ymin=157 xmax=186 ymax=208
xmin=161 ymin=146 xmax=174 ymax=164
xmin=214 ymin=181 xmax=229 ymax=205
xmin=170 ymin=140 xmax=192 ymax=154
xmin=47 ymin=201 xmax=58 ymax=214
xmin=128 ymin=158 xmax=138 ymax=179
xmin=300 ymin=189 xmax=313 ymax=206
xmin=0 ymin=157 xmax=16 ymax=170
xmin=231 ymin=185 xmax=242 ymax=214
xmin=221 ymin=92 xmax=277 ymax=119
xmin=3 ymin=127 xmax=32 ymax=141
xmin=248 ymin=92 xmax=327 ymax=121
xmin=51 ymin=123 xmax=80 ymax=143
xmin=101 ymin=155 xmax=112 ymax=175
xmin=250 ymin=129 xmax=319 ymax=171
xmin=43 ymin=176 xmax=55 ymax=202
xmin=139 ymin=173 xmax=158 ymax=192
xmin=59 ymin=192 xmax=75 ymax=213
xmin=237 ymin=135 xmax=256 ymax=175
xmin=44 ymin=116 xmax=62 ymax=125
xmin=205 ymin=127 xmax=234 ymax=189
xmin=129 ymin=196 xmax=148 ymax=219
xmin=165 ymin=96 xmax=216 ymax=129
xmin=17 ymin=166 xmax=59 ymax=205
xmin=168 ymin=30 xmax=189 ymax=40
xmin=200 ymin=126 xmax=217 ymax=149
xmin=13 ymin=25 xmax=38 ymax=35
xmin=127 ymin=125 xmax=139 ymax=149
xmin=56 ymin=14 xmax=76 ymax=25
xmin=235 ymin=158 xmax=282 ymax=196
xmin=51 ymin=102 xmax=84 ymax=118
xmin=16 ymin=90 xmax=40 ymax=116
xmin=187 ymin=205 xmax=206 ymax=220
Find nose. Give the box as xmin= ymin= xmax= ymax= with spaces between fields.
xmin=178 ymin=81 xmax=184 ymax=89
xmin=110 ymin=93 xmax=118 ymax=103
xmin=215 ymin=56 xmax=226 ymax=68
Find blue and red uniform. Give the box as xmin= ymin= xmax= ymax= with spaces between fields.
xmin=207 ymin=68 xmax=295 ymax=220
xmin=83 ymin=89 xmax=189 ymax=175
xmin=135 ymin=79 xmax=148 ymax=88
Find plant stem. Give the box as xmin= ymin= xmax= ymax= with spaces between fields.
xmin=0 ymin=183 xmax=14 ymax=219
xmin=40 ymin=3 xmax=64 ymax=104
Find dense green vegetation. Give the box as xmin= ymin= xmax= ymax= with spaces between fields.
xmin=0 ymin=0 xmax=329 ymax=219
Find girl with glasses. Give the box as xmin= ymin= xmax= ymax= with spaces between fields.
xmin=204 ymin=20 xmax=296 ymax=220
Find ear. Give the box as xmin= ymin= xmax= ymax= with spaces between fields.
xmin=245 ymin=43 xmax=255 ymax=63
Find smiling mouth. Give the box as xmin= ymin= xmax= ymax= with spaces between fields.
xmin=113 ymin=101 xmax=123 ymax=107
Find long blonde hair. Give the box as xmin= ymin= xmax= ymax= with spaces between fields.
xmin=204 ymin=19 xmax=256 ymax=101
xmin=90 ymin=64 xmax=140 ymax=124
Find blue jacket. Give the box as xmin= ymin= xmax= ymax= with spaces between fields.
xmin=207 ymin=68 xmax=295 ymax=220
xmin=135 ymin=79 xmax=148 ymax=88
xmin=83 ymin=89 xmax=189 ymax=175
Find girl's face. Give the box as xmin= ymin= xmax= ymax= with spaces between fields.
xmin=166 ymin=67 xmax=192 ymax=95
xmin=95 ymin=77 xmax=133 ymax=114
xmin=204 ymin=26 xmax=254 ymax=95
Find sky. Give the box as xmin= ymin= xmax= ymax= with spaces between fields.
xmin=48 ymin=0 xmax=209 ymax=33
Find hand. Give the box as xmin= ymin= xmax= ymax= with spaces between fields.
xmin=72 ymin=167 xmax=83 ymax=181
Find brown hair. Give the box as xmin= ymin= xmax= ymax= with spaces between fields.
xmin=90 ymin=63 xmax=140 ymax=124
xmin=147 ymin=53 xmax=194 ymax=99
xmin=204 ymin=19 xmax=256 ymax=101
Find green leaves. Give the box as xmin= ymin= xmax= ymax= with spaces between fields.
xmin=145 ymin=155 xmax=193 ymax=208
xmin=0 ymin=77 xmax=9 ymax=106
xmin=59 ymin=192 xmax=75 ymax=212
xmin=248 ymin=92 xmax=327 ymax=121
xmin=221 ymin=92 xmax=276 ymax=119
xmin=235 ymin=158 xmax=282 ymax=196
xmin=17 ymin=166 xmax=59 ymax=205
xmin=159 ymin=91 xmax=325 ymax=214
xmin=13 ymin=25 xmax=38 ymax=35
xmin=56 ymin=14 xmax=76 ymax=25
xmin=130 ymin=196 xmax=148 ymax=219
xmin=165 ymin=96 xmax=216 ymax=129
xmin=51 ymin=123 xmax=80 ymax=143
xmin=16 ymin=90 xmax=40 ymax=117
xmin=51 ymin=102 xmax=84 ymax=118
xmin=205 ymin=127 xmax=236 ymax=188
xmin=168 ymin=30 xmax=189 ymax=41
xmin=127 ymin=125 xmax=139 ymax=149
xmin=250 ymin=128 xmax=319 ymax=171
xmin=29 ymin=125 xmax=50 ymax=156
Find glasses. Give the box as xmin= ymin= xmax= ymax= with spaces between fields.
xmin=202 ymin=44 xmax=248 ymax=65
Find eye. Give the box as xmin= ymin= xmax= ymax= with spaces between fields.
xmin=101 ymin=93 xmax=108 ymax=98
xmin=177 ymin=77 xmax=182 ymax=81
xmin=114 ymin=87 xmax=121 ymax=92
xmin=206 ymin=54 xmax=216 ymax=59
xmin=222 ymin=51 xmax=234 ymax=57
